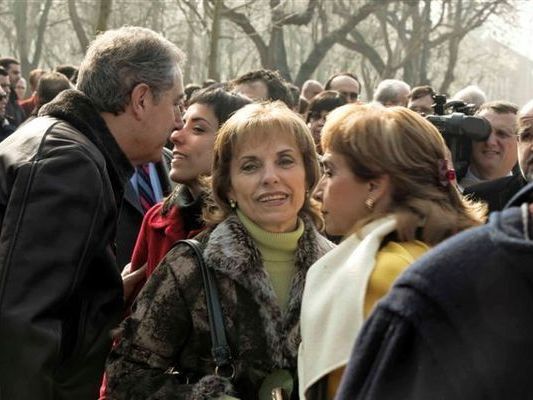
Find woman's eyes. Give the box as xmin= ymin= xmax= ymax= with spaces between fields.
xmin=239 ymin=156 xmax=297 ymax=172
xmin=241 ymin=162 xmax=258 ymax=172
xmin=193 ymin=125 xmax=206 ymax=134
xmin=279 ymin=156 xmax=295 ymax=167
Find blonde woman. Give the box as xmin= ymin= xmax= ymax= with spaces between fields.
xmin=106 ymin=102 xmax=334 ymax=399
xmin=298 ymin=104 xmax=485 ymax=400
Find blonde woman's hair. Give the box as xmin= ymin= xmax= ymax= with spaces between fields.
xmin=321 ymin=104 xmax=486 ymax=245
xmin=204 ymin=101 xmax=323 ymax=228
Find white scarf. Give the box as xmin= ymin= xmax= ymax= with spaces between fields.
xmin=298 ymin=215 xmax=397 ymax=399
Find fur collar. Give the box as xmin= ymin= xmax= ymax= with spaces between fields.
xmin=40 ymin=89 xmax=133 ymax=196
xmin=204 ymin=212 xmax=335 ymax=368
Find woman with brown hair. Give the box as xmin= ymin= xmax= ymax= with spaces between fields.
xmin=298 ymin=104 xmax=486 ymax=400
xmin=106 ymin=102 xmax=334 ymax=399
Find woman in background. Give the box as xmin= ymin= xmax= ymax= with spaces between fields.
xmin=298 ymin=104 xmax=486 ymax=400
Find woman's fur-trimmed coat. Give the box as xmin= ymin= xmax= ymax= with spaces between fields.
xmin=105 ymin=213 xmax=334 ymax=399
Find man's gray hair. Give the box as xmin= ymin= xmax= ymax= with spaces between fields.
xmin=77 ymin=26 xmax=185 ymax=114
xmin=452 ymin=85 xmax=486 ymax=109
xmin=373 ymin=79 xmax=411 ymax=105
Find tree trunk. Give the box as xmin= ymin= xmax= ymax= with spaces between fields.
xmin=268 ymin=26 xmax=292 ymax=81
xmin=294 ymin=1 xmax=385 ymax=87
xmin=13 ymin=0 xmax=29 ymax=74
xmin=207 ymin=0 xmax=222 ymax=81
xmin=68 ymin=0 xmax=90 ymax=53
xmin=439 ymin=0 xmax=463 ymax=93
xmin=13 ymin=0 xmax=52 ymax=75
xmin=96 ymin=0 xmax=113 ymax=34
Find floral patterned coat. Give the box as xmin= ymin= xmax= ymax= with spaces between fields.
xmin=105 ymin=213 xmax=334 ymax=399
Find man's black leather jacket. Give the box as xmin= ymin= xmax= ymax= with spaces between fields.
xmin=0 ymin=90 xmax=133 ymax=399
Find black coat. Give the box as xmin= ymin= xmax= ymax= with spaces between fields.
xmin=463 ymin=174 xmax=526 ymax=214
xmin=335 ymin=205 xmax=533 ymax=400
xmin=0 ymin=89 xmax=132 ymax=399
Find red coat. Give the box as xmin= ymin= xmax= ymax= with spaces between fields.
xmin=129 ymin=201 xmax=204 ymax=297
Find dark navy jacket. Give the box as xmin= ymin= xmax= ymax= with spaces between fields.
xmin=336 ymin=203 xmax=533 ymax=400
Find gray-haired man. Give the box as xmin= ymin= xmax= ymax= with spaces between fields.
xmin=0 ymin=27 xmax=185 ymax=399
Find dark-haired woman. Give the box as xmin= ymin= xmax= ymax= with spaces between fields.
xmin=121 ymin=88 xmax=252 ymax=301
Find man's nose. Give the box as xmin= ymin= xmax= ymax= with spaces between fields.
xmin=174 ymin=108 xmax=184 ymax=131
xmin=486 ymin=130 xmax=498 ymax=145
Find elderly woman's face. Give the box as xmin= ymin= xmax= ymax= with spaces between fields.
xmin=228 ymin=133 xmax=306 ymax=233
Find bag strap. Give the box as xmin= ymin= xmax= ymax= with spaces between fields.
xmin=177 ymin=239 xmax=235 ymax=379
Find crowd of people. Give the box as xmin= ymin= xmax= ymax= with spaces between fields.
xmin=0 ymin=25 xmax=533 ymax=400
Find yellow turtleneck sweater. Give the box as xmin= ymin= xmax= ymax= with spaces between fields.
xmin=237 ymin=209 xmax=304 ymax=311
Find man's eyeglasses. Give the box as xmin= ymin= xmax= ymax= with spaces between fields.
xmin=339 ymin=91 xmax=359 ymax=101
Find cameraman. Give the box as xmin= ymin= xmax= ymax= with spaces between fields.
xmin=459 ymin=101 xmax=518 ymax=189
xmin=464 ymin=101 xmax=533 ymax=212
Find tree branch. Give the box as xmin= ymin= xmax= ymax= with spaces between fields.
xmin=278 ymin=0 xmax=319 ymax=26
xmin=218 ymin=0 xmax=268 ymax=65
xmin=295 ymin=0 xmax=389 ymax=86
xmin=68 ymin=0 xmax=90 ymax=53
xmin=32 ymin=0 xmax=53 ymax=67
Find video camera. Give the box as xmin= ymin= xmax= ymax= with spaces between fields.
xmin=426 ymin=94 xmax=491 ymax=175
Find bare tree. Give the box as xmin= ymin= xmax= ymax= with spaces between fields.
xmin=12 ymin=0 xmax=53 ymax=75
xmin=339 ymin=0 xmax=512 ymax=93
xmin=212 ymin=0 xmax=319 ymax=81
xmin=68 ymin=0 xmax=113 ymax=54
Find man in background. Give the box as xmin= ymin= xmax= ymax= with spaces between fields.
xmin=231 ymin=68 xmax=293 ymax=106
xmin=464 ymin=100 xmax=533 ymax=212
xmin=459 ymin=101 xmax=518 ymax=189
xmin=408 ymin=85 xmax=435 ymax=116
xmin=0 ymin=57 xmax=26 ymax=126
xmin=324 ymin=72 xmax=361 ymax=103
xmin=373 ymin=79 xmax=411 ymax=107
xmin=0 ymin=85 xmax=15 ymax=142
xmin=301 ymin=79 xmax=323 ymax=101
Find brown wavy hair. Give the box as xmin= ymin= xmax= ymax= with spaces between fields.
xmin=204 ymin=101 xmax=323 ymax=229
xmin=321 ymin=104 xmax=486 ymax=244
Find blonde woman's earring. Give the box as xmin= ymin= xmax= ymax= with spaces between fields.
xmin=365 ymin=197 xmax=375 ymax=210
xmin=229 ymin=199 xmax=236 ymax=209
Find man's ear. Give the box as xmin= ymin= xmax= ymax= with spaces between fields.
xmin=129 ymin=83 xmax=151 ymax=121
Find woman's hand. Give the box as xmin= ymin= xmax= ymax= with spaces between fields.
xmin=122 ymin=263 xmax=147 ymax=301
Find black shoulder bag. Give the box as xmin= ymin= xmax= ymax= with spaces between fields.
xmin=177 ymin=239 xmax=235 ymax=379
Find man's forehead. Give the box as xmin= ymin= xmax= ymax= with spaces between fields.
xmin=8 ymin=64 xmax=20 ymax=72
xmin=479 ymin=109 xmax=516 ymax=122
xmin=330 ymin=76 xmax=359 ymax=91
